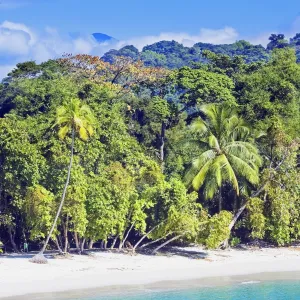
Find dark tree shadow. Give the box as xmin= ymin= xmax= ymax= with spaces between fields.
xmin=0 ymin=252 xmax=55 ymax=259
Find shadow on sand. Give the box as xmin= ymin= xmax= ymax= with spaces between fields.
xmin=0 ymin=252 xmax=55 ymax=259
xmin=0 ymin=247 xmax=208 ymax=260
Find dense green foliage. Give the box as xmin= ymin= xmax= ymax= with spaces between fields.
xmin=102 ymin=33 xmax=300 ymax=69
xmin=0 ymin=44 xmax=299 ymax=253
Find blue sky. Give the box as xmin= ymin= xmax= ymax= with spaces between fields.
xmin=0 ymin=0 xmax=300 ymax=78
xmin=2 ymin=0 xmax=300 ymax=38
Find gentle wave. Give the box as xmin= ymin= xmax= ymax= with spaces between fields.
xmin=240 ymin=280 xmax=261 ymax=285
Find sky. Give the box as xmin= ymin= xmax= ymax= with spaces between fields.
xmin=0 ymin=0 xmax=300 ymax=78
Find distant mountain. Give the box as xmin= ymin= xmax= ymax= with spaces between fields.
xmin=102 ymin=34 xmax=300 ymax=69
xmin=69 ymin=32 xmax=118 ymax=44
xmin=92 ymin=33 xmax=118 ymax=43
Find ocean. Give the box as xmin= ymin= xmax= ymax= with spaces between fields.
xmin=89 ymin=280 xmax=300 ymax=300
xmin=6 ymin=275 xmax=300 ymax=300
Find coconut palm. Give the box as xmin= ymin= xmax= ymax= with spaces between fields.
xmin=31 ymin=98 xmax=94 ymax=263
xmin=185 ymin=104 xmax=261 ymax=212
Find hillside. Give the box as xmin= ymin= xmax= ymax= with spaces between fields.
xmin=102 ymin=33 xmax=300 ymax=68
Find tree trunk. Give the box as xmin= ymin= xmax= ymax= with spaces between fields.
xmin=140 ymin=234 xmax=170 ymax=249
xmin=54 ymin=236 xmax=63 ymax=253
xmin=233 ymin=193 xmax=238 ymax=214
xmin=74 ymin=232 xmax=79 ymax=250
xmin=152 ymin=234 xmax=183 ymax=254
xmin=218 ymin=187 xmax=222 ymax=212
xmin=80 ymin=238 xmax=86 ymax=253
xmin=133 ymin=222 xmax=163 ymax=251
xmin=63 ymin=216 xmax=69 ymax=253
xmin=222 ymin=182 xmax=269 ymax=248
xmin=160 ymin=121 xmax=166 ymax=171
xmin=111 ymin=235 xmax=118 ymax=249
xmin=88 ymin=240 xmax=94 ymax=250
xmin=119 ymin=222 xmax=135 ymax=250
xmin=228 ymin=183 xmax=268 ymax=232
xmin=8 ymin=226 xmax=18 ymax=252
xmin=40 ymin=127 xmax=75 ymax=255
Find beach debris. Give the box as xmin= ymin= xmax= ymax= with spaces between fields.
xmin=29 ymin=253 xmax=48 ymax=264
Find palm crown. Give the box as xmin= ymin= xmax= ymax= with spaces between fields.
xmin=56 ymin=98 xmax=94 ymax=141
xmin=185 ymin=104 xmax=262 ymax=200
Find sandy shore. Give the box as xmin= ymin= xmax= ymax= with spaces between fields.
xmin=1 ymin=246 xmax=300 ymax=299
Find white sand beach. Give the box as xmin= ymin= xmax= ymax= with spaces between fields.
xmin=1 ymin=246 xmax=300 ymax=299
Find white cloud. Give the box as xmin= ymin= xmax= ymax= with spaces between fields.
xmin=0 ymin=22 xmax=257 ymax=80
xmin=0 ymin=21 xmax=33 ymax=55
xmin=1 ymin=21 xmax=36 ymax=44
xmin=1 ymin=19 xmax=300 ymax=81
xmin=248 ymin=33 xmax=271 ymax=47
xmin=73 ymin=38 xmax=95 ymax=54
xmin=117 ymin=27 xmax=239 ymax=50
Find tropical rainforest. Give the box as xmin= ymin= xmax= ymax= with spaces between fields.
xmin=0 ymin=33 xmax=299 ymax=255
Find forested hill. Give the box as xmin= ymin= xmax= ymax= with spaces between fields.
xmin=102 ymin=33 xmax=300 ymax=68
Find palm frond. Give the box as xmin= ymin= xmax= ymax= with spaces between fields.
xmin=219 ymin=154 xmax=239 ymax=194
xmin=191 ymin=119 xmax=208 ymax=136
xmin=208 ymin=134 xmax=220 ymax=151
xmin=191 ymin=160 xmax=212 ymax=191
xmin=227 ymin=154 xmax=260 ymax=185
xmin=55 ymin=98 xmax=95 ymax=141
xmin=58 ymin=126 xmax=69 ymax=140
xmin=203 ymin=174 xmax=219 ymax=199
xmin=79 ymin=127 xmax=89 ymax=141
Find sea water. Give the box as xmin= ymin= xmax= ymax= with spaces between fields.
xmin=84 ymin=281 xmax=300 ymax=300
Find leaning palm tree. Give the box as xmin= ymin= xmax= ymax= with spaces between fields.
xmin=30 ymin=98 xmax=94 ymax=263
xmin=185 ymin=104 xmax=261 ymax=212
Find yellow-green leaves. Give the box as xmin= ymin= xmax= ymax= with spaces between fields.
xmin=205 ymin=210 xmax=233 ymax=249
xmin=56 ymin=98 xmax=95 ymax=141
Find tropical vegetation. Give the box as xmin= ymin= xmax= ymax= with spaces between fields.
xmin=0 ymin=37 xmax=299 ymax=259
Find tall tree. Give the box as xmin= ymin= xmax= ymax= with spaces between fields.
xmin=185 ymin=104 xmax=261 ymax=211
xmin=30 ymin=98 xmax=94 ymax=263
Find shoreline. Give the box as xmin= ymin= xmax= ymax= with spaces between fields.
xmin=3 ymin=271 xmax=300 ymax=300
xmin=1 ymin=247 xmax=300 ymax=299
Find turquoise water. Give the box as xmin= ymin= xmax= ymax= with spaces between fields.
xmin=83 ymin=281 xmax=300 ymax=300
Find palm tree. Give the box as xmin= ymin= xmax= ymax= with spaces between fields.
xmin=185 ymin=104 xmax=261 ymax=212
xmin=30 ymin=98 xmax=94 ymax=263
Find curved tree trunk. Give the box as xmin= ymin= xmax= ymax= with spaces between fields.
xmin=225 ymin=154 xmax=289 ymax=242
xmin=54 ymin=236 xmax=63 ymax=253
xmin=133 ymin=221 xmax=164 ymax=251
xmin=140 ymin=234 xmax=171 ymax=249
xmin=221 ymin=182 xmax=269 ymax=248
xmin=111 ymin=235 xmax=119 ymax=249
xmin=119 ymin=222 xmax=135 ymax=250
xmin=39 ymin=127 xmax=75 ymax=255
xmin=152 ymin=234 xmax=183 ymax=254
